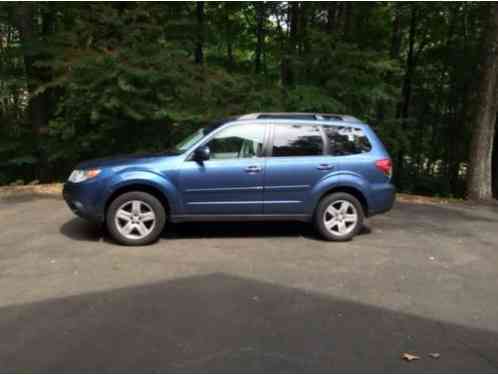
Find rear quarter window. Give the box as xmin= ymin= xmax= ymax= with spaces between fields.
xmin=323 ymin=126 xmax=372 ymax=156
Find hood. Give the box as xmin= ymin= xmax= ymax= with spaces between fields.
xmin=76 ymin=151 xmax=181 ymax=169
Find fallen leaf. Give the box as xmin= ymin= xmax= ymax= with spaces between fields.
xmin=429 ymin=353 xmax=440 ymax=359
xmin=401 ymin=353 xmax=420 ymax=361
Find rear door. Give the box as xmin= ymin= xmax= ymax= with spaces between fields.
xmin=263 ymin=122 xmax=338 ymax=214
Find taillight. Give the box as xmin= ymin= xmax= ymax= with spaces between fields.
xmin=375 ymin=159 xmax=392 ymax=178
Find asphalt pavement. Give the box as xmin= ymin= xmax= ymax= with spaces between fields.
xmin=1 ymin=195 xmax=498 ymax=372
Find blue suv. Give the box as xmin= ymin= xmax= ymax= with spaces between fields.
xmin=63 ymin=113 xmax=395 ymax=245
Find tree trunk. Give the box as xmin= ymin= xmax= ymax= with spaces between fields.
xmin=376 ymin=4 xmax=402 ymax=126
xmin=254 ymin=2 xmax=265 ymax=74
xmin=466 ymin=2 xmax=498 ymax=201
xmin=281 ymin=2 xmax=299 ymax=87
xmin=15 ymin=3 xmax=51 ymax=181
xmin=335 ymin=2 xmax=344 ymax=25
xmin=194 ymin=1 xmax=204 ymax=65
xmin=443 ymin=5 xmax=463 ymax=197
xmin=493 ymin=121 xmax=498 ymax=197
xmin=400 ymin=5 xmax=416 ymax=121
xmin=343 ymin=2 xmax=353 ymax=41
xmin=226 ymin=42 xmax=233 ymax=70
xmin=327 ymin=2 xmax=337 ymax=34
xmin=300 ymin=2 xmax=310 ymax=56
xmin=224 ymin=3 xmax=234 ymax=70
xmin=390 ymin=4 xmax=402 ymax=59
xmin=394 ymin=4 xmax=417 ymax=188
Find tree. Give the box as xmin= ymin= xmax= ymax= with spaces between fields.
xmin=395 ymin=4 xmax=417 ymax=187
xmin=254 ymin=2 xmax=266 ymax=74
xmin=194 ymin=1 xmax=204 ymax=65
xmin=281 ymin=3 xmax=298 ymax=87
xmin=12 ymin=4 xmax=55 ymax=181
xmin=466 ymin=2 xmax=498 ymax=201
xmin=0 ymin=1 xmax=493 ymax=200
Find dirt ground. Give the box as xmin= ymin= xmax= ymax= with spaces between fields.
xmin=1 ymin=192 xmax=498 ymax=372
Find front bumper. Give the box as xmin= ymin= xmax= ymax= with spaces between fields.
xmin=63 ymin=182 xmax=105 ymax=223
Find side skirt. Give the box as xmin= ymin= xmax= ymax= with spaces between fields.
xmin=170 ymin=214 xmax=311 ymax=223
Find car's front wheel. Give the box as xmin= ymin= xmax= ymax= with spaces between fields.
xmin=106 ymin=191 xmax=166 ymax=246
xmin=315 ymin=192 xmax=364 ymax=241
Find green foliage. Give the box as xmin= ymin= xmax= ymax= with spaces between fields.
xmin=0 ymin=2 xmax=490 ymax=197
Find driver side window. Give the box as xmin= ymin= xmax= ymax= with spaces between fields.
xmin=205 ymin=123 xmax=266 ymax=160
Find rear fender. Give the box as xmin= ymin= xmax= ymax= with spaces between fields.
xmin=309 ymin=172 xmax=371 ymax=215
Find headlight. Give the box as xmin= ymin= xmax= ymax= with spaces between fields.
xmin=68 ymin=169 xmax=101 ymax=183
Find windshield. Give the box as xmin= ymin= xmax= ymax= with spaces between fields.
xmin=175 ymin=128 xmax=205 ymax=152
xmin=173 ymin=118 xmax=232 ymax=152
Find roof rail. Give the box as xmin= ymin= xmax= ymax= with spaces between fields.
xmin=238 ymin=112 xmax=362 ymax=123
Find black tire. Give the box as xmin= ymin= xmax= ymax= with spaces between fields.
xmin=106 ymin=191 xmax=166 ymax=246
xmin=314 ymin=192 xmax=364 ymax=241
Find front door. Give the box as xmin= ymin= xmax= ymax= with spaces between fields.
xmin=179 ymin=123 xmax=267 ymax=215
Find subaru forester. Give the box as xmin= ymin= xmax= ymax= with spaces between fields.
xmin=63 ymin=113 xmax=395 ymax=245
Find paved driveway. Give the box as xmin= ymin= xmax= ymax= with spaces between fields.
xmin=1 ymin=196 xmax=498 ymax=372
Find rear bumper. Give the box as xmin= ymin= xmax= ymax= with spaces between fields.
xmin=368 ymin=183 xmax=395 ymax=217
xmin=63 ymin=182 xmax=105 ymax=223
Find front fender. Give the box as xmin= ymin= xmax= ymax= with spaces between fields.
xmin=309 ymin=172 xmax=371 ymax=214
xmin=101 ymin=168 xmax=180 ymax=215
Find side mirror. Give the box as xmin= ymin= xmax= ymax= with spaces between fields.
xmin=193 ymin=145 xmax=210 ymax=162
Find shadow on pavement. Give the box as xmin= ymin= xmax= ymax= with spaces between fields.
xmin=60 ymin=218 xmax=103 ymax=242
xmin=165 ymin=221 xmax=319 ymax=240
xmin=1 ymin=273 xmax=497 ymax=372
xmin=165 ymin=222 xmax=372 ymax=240
xmin=60 ymin=218 xmax=371 ymax=243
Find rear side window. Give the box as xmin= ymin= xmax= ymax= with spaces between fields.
xmin=272 ymin=124 xmax=324 ymax=157
xmin=323 ymin=126 xmax=372 ymax=156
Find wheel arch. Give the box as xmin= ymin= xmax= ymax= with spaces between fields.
xmin=104 ymin=183 xmax=171 ymax=219
xmin=316 ymin=185 xmax=369 ymax=217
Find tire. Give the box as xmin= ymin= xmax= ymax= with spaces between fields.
xmin=106 ymin=191 xmax=166 ymax=246
xmin=314 ymin=192 xmax=364 ymax=241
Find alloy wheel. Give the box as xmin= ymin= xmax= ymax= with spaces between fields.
xmin=114 ymin=200 xmax=156 ymax=240
xmin=323 ymin=199 xmax=358 ymax=236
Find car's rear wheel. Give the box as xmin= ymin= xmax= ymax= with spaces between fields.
xmin=315 ymin=192 xmax=364 ymax=241
xmin=106 ymin=191 xmax=166 ymax=246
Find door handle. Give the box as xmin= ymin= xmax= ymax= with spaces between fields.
xmin=245 ymin=165 xmax=262 ymax=173
xmin=317 ymin=163 xmax=334 ymax=171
